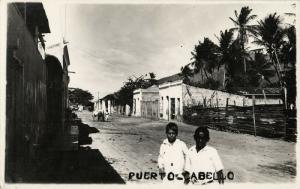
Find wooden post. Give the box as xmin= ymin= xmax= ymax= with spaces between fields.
xmin=252 ymin=95 xmax=257 ymax=137
xmin=262 ymin=89 xmax=267 ymax=105
xmin=216 ymin=93 xmax=219 ymax=108
xmin=284 ymin=87 xmax=288 ymax=110
xmin=226 ymin=98 xmax=229 ymax=111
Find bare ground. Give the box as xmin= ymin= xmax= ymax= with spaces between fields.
xmin=77 ymin=110 xmax=296 ymax=184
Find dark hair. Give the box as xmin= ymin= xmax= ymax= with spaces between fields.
xmin=194 ymin=126 xmax=210 ymax=142
xmin=166 ymin=122 xmax=178 ymax=134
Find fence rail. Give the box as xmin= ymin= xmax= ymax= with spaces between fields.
xmin=183 ymin=104 xmax=296 ymax=142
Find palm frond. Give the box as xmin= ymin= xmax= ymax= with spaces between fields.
xmin=246 ymin=14 xmax=257 ymax=22
xmin=234 ymin=10 xmax=238 ymax=18
xmin=229 ymin=17 xmax=239 ymax=26
xmin=229 ymin=28 xmax=239 ymax=35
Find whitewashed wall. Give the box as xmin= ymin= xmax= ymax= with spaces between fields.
xmin=133 ymin=90 xmax=142 ymax=116
xmin=182 ymin=84 xmax=282 ymax=107
xmin=253 ymin=98 xmax=283 ymax=105
xmin=159 ymin=81 xmax=183 ymax=120
xmin=133 ymin=86 xmax=159 ymax=117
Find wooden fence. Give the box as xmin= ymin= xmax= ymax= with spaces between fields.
xmin=183 ymin=104 xmax=296 ymax=142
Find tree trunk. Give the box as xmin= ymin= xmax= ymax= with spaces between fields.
xmin=223 ymin=68 xmax=226 ymax=88
xmin=270 ymin=52 xmax=283 ymax=88
xmin=243 ymin=57 xmax=247 ymax=73
xmin=204 ymin=69 xmax=209 ymax=80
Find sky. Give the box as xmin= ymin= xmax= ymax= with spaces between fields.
xmin=43 ymin=1 xmax=296 ymax=100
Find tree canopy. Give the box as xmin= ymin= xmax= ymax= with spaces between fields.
xmin=180 ymin=6 xmax=296 ymax=106
xmin=69 ymin=88 xmax=94 ymax=106
xmin=114 ymin=73 xmax=157 ymax=108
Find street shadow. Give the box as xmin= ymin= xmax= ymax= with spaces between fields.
xmin=6 ymin=121 xmax=125 ymax=184
xmin=78 ymin=122 xmax=99 ymax=145
xmin=30 ymin=147 xmax=125 ymax=183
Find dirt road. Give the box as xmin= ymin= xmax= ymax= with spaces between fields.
xmin=77 ymin=110 xmax=296 ymax=184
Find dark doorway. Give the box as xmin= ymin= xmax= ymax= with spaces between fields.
xmin=170 ymin=98 xmax=175 ymax=120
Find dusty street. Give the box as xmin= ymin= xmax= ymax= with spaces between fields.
xmin=77 ymin=110 xmax=296 ymax=184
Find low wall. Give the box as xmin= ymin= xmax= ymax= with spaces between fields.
xmin=182 ymin=84 xmax=282 ymax=107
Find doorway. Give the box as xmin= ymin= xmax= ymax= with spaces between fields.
xmin=170 ymin=98 xmax=175 ymax=120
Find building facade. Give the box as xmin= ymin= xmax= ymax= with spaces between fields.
xmin=6 ymin=3 xmax=71 ymax=182
xmin=157 ymin=74 xmax=283 ymax=122
xmin=133 ymin=85 xmax=160 ymax=119
xmin=6 ymin=3 xmax=50 ymax=181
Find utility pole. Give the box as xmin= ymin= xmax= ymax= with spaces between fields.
xmin=97 ymin=92 xmax=99 ymax=110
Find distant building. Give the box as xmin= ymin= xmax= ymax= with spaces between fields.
xmin=131 ymin=73 xmax=283 ymax=122
xmin=133 ymin=85 xmax=160 ymax=119
xmin=158 ymin=74 xmax=184 ymax=121
xmin=94 ymin=93 xmax=120 ymax=115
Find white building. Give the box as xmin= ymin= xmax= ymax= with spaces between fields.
xmin=157 ymin=73 xmax=283 ymax=121
xmin=158 ymin=74 xmax=184 ymax=121
xmin=133 ymin=85 xmax=160 ymax=118
xmin=93 ymin=97 xmax=113 ymax=114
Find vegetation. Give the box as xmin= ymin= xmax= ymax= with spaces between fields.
xmin=109 ymin=6 xmax=296 ymax=110
xmin=229 ymin=6 xmax=257 ymax=73
xmin=69 ymin=88 xmax=94 ymax=106
xmin=181 ymin=6 xmax=296 ymax=106
xmin=114 ymin=72 xmax=157 ymax=108
xmin=190 ymin=37 xmax=219 ymax=80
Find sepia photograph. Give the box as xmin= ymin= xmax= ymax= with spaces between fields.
xmin=0 ymin=0 xmax=298 ymax=188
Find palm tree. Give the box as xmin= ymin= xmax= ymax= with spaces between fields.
xmin=181 ymin=64 xmax=193 ymax=77
xmin=190 ymin=37 xmax=219 ymax=80
xmin=281 ymin=25 xmax=296 ymax=106
xmin=230 ymin=6 xmax=257 ymax=73
xmin=225 ymin=39 xmax=247 ymax=91
xmin=216 ymin=30 xmax=234 ymax=87
xmin=281 ymin=25 xmax=296 ymax=68
xmin=247 ymin=51 xmax=274 ymax=87
xmin=252 ymin=13 xmax=285 ymax=87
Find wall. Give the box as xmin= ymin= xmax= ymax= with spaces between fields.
xmin=6 ymin=4 xmax=47 ymax=181
xmin=159 ymin=80 xmax=183 ymax=120
xmin=182 ymin=84 xmax=282 ymax=107
xmin=133 ymin=90 xmax=142 ymax=116
xmin=251 ymin=97 xmax=283 ymax=105
xmin=133 ymin=86 xmax=159 ymax=117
